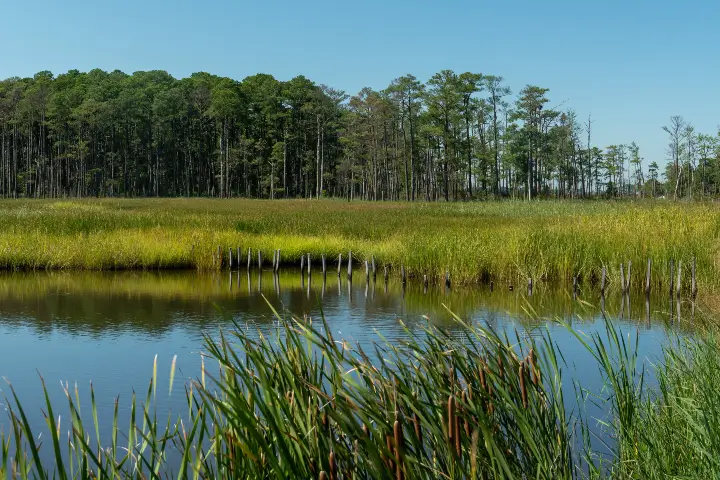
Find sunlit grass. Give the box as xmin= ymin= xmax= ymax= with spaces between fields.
xmin=0 ymin=198 xmax=717 ymax=286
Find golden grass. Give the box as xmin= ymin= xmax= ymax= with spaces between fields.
xmin=0 ymin=198 xmax=718 ymax=286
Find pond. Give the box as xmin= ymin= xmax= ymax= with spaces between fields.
xmin=0 ymin=268 xmax=704 ymax=469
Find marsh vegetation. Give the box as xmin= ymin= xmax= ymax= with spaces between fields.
xmin=0 ymin=198 xmax=716 ymax=289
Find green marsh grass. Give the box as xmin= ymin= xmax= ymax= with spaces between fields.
xmin=580 ymin=329 xmax=720 ymax=479
xmin=0 ymin=198 xmax=718 ymax=286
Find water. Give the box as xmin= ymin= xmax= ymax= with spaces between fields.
xmin=0 ymin=269 xmax=703 ymax=468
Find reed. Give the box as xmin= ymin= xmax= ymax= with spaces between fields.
xmin=0 ymin=303 xmax=575 ymax=478
xmin=578 ymin=326 xmax=720 ymax=479
xmin=0 ymin=297 xmax=719 ymax=478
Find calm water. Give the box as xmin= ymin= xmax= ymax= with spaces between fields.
xmin=0 ymin=269 xmax=704 ymax=466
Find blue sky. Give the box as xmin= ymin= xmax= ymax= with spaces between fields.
xmin=2 ymin=0 xmax=718 ymax=170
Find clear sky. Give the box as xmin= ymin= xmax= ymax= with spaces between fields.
xmin=2 ymin=0 xmax=718 ymax=170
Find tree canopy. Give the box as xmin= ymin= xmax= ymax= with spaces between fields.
xmin=0 ymin=69 xmax=714 ymax=199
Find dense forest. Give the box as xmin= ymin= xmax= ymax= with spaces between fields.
xmin=0 ymin=69 xmax=716 ymax=200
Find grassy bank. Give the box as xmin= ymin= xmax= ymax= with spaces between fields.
xmin=0 ymin=198 xmax=718 ymax=286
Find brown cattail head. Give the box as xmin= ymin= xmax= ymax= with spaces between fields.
xmin=447 ymin=395 xmax=456 ymax=443
xmin=394 ymin=420 xmax=405 ymax=480
xmin=319 ymin=471 xmax=327 ymax=480
xmin=385 ymin=434 xmax=395 ymax=471
xmin=519 ymin=363 xmax=528 ymax=409
xmin=362 ymin=423 xmax=370 ymax=437
xmin=529 ymin=349 xmax=539 ymax=386
xmin=479 ymin=364 xmax=487 ymax=392
xmin=498 ymin=352 xmax=505 ymax=379
xmin=329 ymin=451 xmax=337 ymax=480
xmin=455 ymin=410 xmax=461 ymax=458
xmin=394 ymin=420 xmax=404 ymax=452
xmin=322 ymin=411 xmax=329 ymax=431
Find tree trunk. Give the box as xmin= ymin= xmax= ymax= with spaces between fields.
xmin=316 ymin=115 xmax=321 ymax=199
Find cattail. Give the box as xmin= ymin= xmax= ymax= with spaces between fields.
xmin=528 ymin=349 xmax=539 ymax=386
xmin=322 ymin=411 xmax=329 ymax=432
xmin=519 ymin=363 xmax=528 ymax=409
xmin=319 ymin=471 xmax=327 ymax=480
xmin=329 ymin=451 xmax=337 ymax=480
xmin=310 ymin=460 xmax=317 ymax=475
xmin=362 ymin=423 xmax=369 ymax=437
xmin=386 ymin=434 xmax=395 ymax=471
xmin=447 ymin=395 xmax=456 ymax=444
xmin=479 ymin=364 xmax=487 ymax=392
xmin=455 ymin=408 xmax=461 ymax=458
xmin=413 ymin=412 xmax=422 ymax=445
xmin=394 ymin=420 xmax=405 ymax=480
xmin=446 ymin=362 xmax=456 ymax=389
xmin=497 ymin=352 xmax=505 ymax=380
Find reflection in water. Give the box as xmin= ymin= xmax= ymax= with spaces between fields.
xmin=0 ymin=268 xmax=709 ymax=393
xmin=0 ymin=270 xmax=708 ymax=337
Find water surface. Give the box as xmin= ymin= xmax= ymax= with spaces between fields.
xmin=0 ymin=269 xmax=704 ymax=467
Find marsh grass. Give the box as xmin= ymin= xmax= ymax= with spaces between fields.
xmin=582 ymin=330 xmax=720 ymax=479
xmin=0 ymin=198 xmax=717 ymax=286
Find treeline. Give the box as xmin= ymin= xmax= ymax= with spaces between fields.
xmin=0 ymin=69 xmax=718 ymax=199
